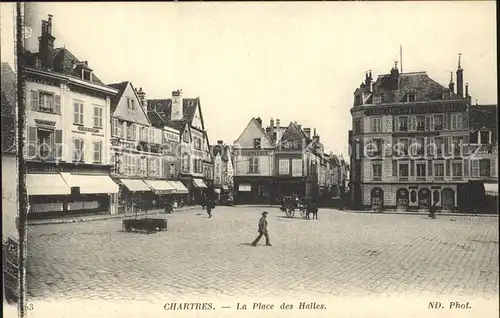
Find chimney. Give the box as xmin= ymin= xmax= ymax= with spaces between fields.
xmin=448 ymin=72 xmax=455 ymax=93
xmin=38 ymin=14 xmax=55 ymax=70
xmin=303 ymin=128 xmax=311 ymax=138
xmin=276 ymin=118 xmax=280 ymax=128
xmin=136 ymin=87 xmax=147 ymax=111
xmin=465 ymin=83 xmax=469 ymax=97
xmin=256 ymin=117 xmax=262 ymax=126
xmin=270 ymin=118 xmax=274 ymax=129
xmin=456 ymin=54 xmax=464 ymax=98
xmin=365 ymin=70 xmax=373 ymax=92
xmin=171 ymin=89 xmax=184 ymax=121
xmin=391 ymin=61 xmax=400 ymax=77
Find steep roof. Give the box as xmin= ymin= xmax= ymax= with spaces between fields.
xmin=470 ymin=105 xmax=498 ymax=131
xmin=370 ymin=71 xmax=458 ymax=103
xmin=147 ymin=98 xmax=200 ymax=126
xmin=107 ymin=81 xmax=151 ymax=125
xmin=26 ymin=48 xmax=105 ymax=85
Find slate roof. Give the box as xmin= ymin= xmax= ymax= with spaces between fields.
xmin=470 ymin=105 xmax=498 ymax=131
xmin=370 ymin=71 xmax=458 ymax=103
xmin=147 ymin=98 xmax=199 ymax=125
xmin=26 ymin=48 xmax=104 ymax=85
xmin=210 ymin=144 xmax=230 ymax=162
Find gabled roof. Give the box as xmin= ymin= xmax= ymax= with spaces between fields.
xmin=369 ymin=71 xmax=458 ymax=103
xmin=107 ymin=81 xmax=151 ymax=125
xmin=234 ymin=117 xmax=273 ymax=147
xmin=147 ymin=97 xmax=200 ymax=127
xmin=470 ymin=105 xmax=498 ymax=131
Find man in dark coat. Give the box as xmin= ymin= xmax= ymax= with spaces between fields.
xmin=252 ymin=211 xmax=271 ymax=246
xmin=206 ymin=198 xmax=215 ymax=218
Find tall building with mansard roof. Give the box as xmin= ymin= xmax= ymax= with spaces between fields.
xmin=349 ymin=56 xmax=472 ymax=212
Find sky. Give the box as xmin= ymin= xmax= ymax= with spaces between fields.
xmin=3 ymin=2 xmax=498 ymax=156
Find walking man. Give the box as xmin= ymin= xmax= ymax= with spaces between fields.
xmin=429 ymin=201 xmax=437 ymax=219
xmin=252 ymin=211 xmax=272 ymax=247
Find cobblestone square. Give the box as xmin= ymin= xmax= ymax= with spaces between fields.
xmin=27 ymin=207 xmax=498 ymax=302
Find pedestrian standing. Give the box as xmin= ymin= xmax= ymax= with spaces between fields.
xmin=252 ymin=211 xmax=272 ymax=247
xmin=429 ymin=201 xmax=437 ymax=219
xmin=206 ymin=198 xmax=215 ymax=218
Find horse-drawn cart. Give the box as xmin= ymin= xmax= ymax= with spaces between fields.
xmin=280 ymin=196 xmax=308 ymax=219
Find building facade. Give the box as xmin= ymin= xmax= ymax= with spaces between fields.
xmin=349 ymin=59 xmax=471 ymax=212
xmin=233 ymin=117 xmax=275 ymax=204
xmin=211 ymin=141 xmax=233 ymax=202
xmin=107 ymin=82 xmax=175 ymax=214
xmin=233 ymin=117 xmax=335 ymax=204
xmin=23 ymin=15 xmax=119 ymax=218
xmin=147 ymin=89 xmax=212 ymax=204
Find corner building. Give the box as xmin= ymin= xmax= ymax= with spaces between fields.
xmin=349 ymin=58 xmax=471 ymax=212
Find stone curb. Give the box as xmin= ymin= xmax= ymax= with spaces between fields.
xmin=236 ymin=205 xmax=498 ymax=217
xmin=27 ymin=206 xmax=198 ymax=226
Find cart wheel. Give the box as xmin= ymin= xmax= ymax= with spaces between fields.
xmin=299 ymin=208 xmax=307 ymax=218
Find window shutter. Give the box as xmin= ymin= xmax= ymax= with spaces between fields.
xmin=55 ymin=130 xmax=62 ymax=158
xmin=445 ymin=113 xmax=450 ymax=130
xmin=457 ymin=114 xmax=462 ymax=130
xmin=463 ymin=158 xmax=469 ymax=177
xmin=81 ymin=139 xmax=85 ymax=161
xmin=471 ymin=159 xmax=479 ymax=177
xmin=491 ymin=158 xmax=497 ymax=177
xmin=429 ymin=115 xmax=434 ymax=131
xmin=27 ymin=126 xmax=37 ymax=157
xmin=410 ymin=160 xmax=415 ymax=176
xmin=393 ymin=117 xmax=399 ymax=132
xmin=392 ymin=160 xmax=397 ymax=176
xmin=445 ymin=159 xmax=450 ymax=176
xmin=54 ymin=95 xmax=61 ymax=114
xmin=450 ymin=114 xmax=455 ymax=130
xmin=31 ymin=90 xmax=39 ymax=111
xmin=429 ymin=137 xmax=435 ymax=155
xmin=462 ymin=111 xmax=469 ymax=130
xmin=425 ymin=116 xmax=430 ymax=130
xmin=428 ymin=160 xmax=433 ymax=176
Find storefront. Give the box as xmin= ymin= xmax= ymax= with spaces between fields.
xmin=396 ymin=188 xmax=409 ymax=212
xmin=117 ymin=178 xmax=151 ymax=214
xmin=27 ymin=171 xmax=118 ymax=218
xmin=418 ymin=188 xmax=431 ymax=210
xmin=168 ymin=181 xmax=189 ymax=207
xmin=143 ymin=179 xmax=176 ymax=210
xmin=192 ymin=178 xmax=208 ymax=203
xmin=370 ymin=187 xmax=384 ymax=210
xmin=234 ymin=176 xmax=274 ymax=205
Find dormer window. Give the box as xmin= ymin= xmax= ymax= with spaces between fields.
xmin=480 ymin=131 xmax=491 ymax=145
xmin=82 ymin=69 xmax=92 ymax=81
xmin=442 ymin=91 xmax=450 ymax=100
xmin=373 ymin=95 xmax=382 ymax=104
xmin=407 ymin=91 xmax=416 ymax=102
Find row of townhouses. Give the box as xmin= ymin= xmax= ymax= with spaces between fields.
xmin=1 ymin=15 xmax=234 ymax=219
xmin=231 ymin=117 xmax=348 ymax=205
xmin=349 ymin=58 xmax=498 ymax=212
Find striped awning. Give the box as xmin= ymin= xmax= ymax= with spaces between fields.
xmin=170 ymin=181 xmax=189 ymax=194
xmin=484 ymin=183 xmax=498 ymax=196
xmin=60 ymin=173 xmax=119 ymax=194
xmin=144 ymin=179 xmax=176 ymax=193
xmin=193 ymin=178 xmax=207 ymax=188
xmin=27 ymin=173 xmax=71 ymax=196
xmin=119 ymin=179 xmax=151 ymax=192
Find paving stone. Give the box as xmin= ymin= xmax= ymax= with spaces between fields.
xmin=26 ymin=207 xmax=499 ymax=301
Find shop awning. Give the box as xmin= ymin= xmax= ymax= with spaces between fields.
xmin=484 ymin=183 xmax=498 ymax=196
xmin=60 ymin=173 xmax=119 ymax=194
xmin=27 ymin=173 xmax=71 ymax=196
xmin=238 ymin=184 xmax=252 ymax=192
xmin=144 ymin=179 xmax=176 ymax=193
xmin=119 ymin=178 xmax=151 ymax=192
xmin=170 ymin=181 xmax=189 ymax=194
xmin=193 ymin=178 xmax=207 ymax=188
